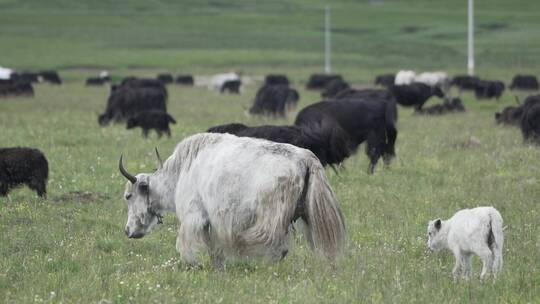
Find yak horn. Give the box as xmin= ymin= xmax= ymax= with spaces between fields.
xmin=155 ymin=147 xmax=163 ymax=170
xmin=119 ymin=154 xmax=137 ymax=184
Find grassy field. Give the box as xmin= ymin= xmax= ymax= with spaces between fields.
xmin=1 ymin=0 xmax=540 ymax=303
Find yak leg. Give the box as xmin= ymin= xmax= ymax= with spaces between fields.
xmin=165 ymin=128 xmax=172 ymax=138
xmin=366 ymin=130 xmax=384 ymax=174
xmin=383 ymin=124 xmax=397 ymax=167
xmin=28 ymin=178 xmax=47 ymax=199
xmin=142 ymin=129 xmax=149 ymax=138
xmin=176 ymin=213 xmax=211 ymax=267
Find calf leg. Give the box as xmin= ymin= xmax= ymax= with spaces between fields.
xmin=478 ymin=247 xmax=493 ymax=281
xmin=142 ymin=128 xmax=149 ymax=138
xmin=165 ymin=128 xmax=171 ymax=138
xmin=451 ymin=247 xmax=463 ymax=281
xmin=461 ymin=254 xmax=472 ymax=280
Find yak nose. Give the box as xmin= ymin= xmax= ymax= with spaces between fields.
xmin=125 ymin=226 xmax=145 ymax=239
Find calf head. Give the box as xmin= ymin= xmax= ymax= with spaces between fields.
xmin=119 ymin=153 xmax=164 ymax=238
xmin=427 ymin=218 xmax=445 ymax=251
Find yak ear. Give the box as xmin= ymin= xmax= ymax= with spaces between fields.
xmin=434 ymin=219 xmax=442 ymax=230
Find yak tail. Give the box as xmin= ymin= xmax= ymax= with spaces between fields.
xmin=303 ymin=158 xmax=346 ymax=262
xmin=489 ymin=208 xmax=504 ymax=277
xmin=167 ymin=114 xmax=177 ymax=124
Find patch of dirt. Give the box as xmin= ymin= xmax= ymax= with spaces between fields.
xmin=52 ymin=191 xmax=109 ymax=204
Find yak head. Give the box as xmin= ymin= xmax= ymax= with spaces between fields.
xmin=426 ymin=218 xmax=446 ymax=252
xmin=432 ymin=86 xmax=445 ymax=98
xmin=119 ymin=150 xmax=164 ymax=239
xmin=98 ymin=113 xmax=110 ymax=126
xmin=126 ymin=117 xmax=138 ymax=129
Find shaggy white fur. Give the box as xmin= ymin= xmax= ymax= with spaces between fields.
xmin=121 ymin=133 xmax=346 ymax=268
xmin=427 ymin=206 xmax=504 ymax=281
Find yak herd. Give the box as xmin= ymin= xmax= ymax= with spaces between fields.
xmin=1 ymin=69 xmax=539 ymax=201
xmin=1 ymin=67 xmax=538 ymax=279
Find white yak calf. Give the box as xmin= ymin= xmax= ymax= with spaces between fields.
xmin=427 ymin=206 xmax=504 ymax=281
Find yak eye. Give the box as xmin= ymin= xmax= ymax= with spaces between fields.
xmin=125 ymin=193 xmax=132 ymax=200
xmin=138 ymin=183 xmax=149 ymax=193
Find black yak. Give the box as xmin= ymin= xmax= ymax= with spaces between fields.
xmin=86 ymin=77 xmax=109 ymax=86
xmin=0 ymin=147 xmax=48 ymax=197
xmin=390 ymin=83 xmax=444 ymax=110
xmin=220 ymin=80 xmax=241 ymax=94
xmin=333 ymin=89 xmax=398 ymax=122
xmin=474 ymin=80 xmax=505 ymax=100
xmin=520 ymin=95 xmax=540 ymax=144
xmin=249 ymin=85 xmax=300 ymax=117
xmin=207 ymin=122 xmax=351 ymax=168
xmin=295 ymin=99 xmax=398 ymax=174
xmin=126 ymin=110 xmax=176 ymax=138
xmin=265 ymin=74 xmax=290 ymax=86
xmin=374 ymin=74 xmax=395 ymax=88
xmin=451 ymin=75 xmax=480 ymax=92
xmin=157 ymin=73 xmax=174 ymax=84
xmin=306 ymin=74 xmax=343 ymax=90
xmin=509 ymin=75 xmax=539 ymax=91
xmin=98 ymin=87 xmax=167 ymax=126
xmin=119 ymin=77 xmax=168 ymax=99
xmin=416 ymin=98 xmax=466 ymax=115
xmin=39 ymin=70 xmax=62 ymax=84
xmin=0 ymin=79 xmax=34 ymax=97
xmin=495 ymin=106 xmax=523 ymax=126
xmin=176 ymin=75 xmax=194 ymax=86
xmin=321 ymin=79 xmax=350 ymax=98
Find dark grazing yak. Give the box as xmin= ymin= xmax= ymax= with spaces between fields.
xmin=98 ymin=87 xmax=167 ymax=126
xmin=321 ymin=79 xmax=350 ymax=98
xmin=333 ymin=88 xmax=398 ymax=122
xmin=389 ymin=83 xmax=444 ymax=110
xmin=249 ymin=85 xmax=300 ymax=117
xmin=306 ymin=74 xmax=343 ymax=90
xmin=207 ymin=122 xmax=351 ymax=169
xmin=520 ymin=95 xmax=540 ymax=144
xmin=175 ymin=75 xmax=194 ymax=86
xmin=416 ymin=98 xmax=466 ymax=115
xmin=450 ymin=75 xmax=480 ymax=92
xmin=157 ymin=73 xmax=174 ymax=84
xmin=0 ymin=147 xmax=48 ymax=198
xmin=495 ymin=106 xmax=523 ymax=126
xmin=220 ymin=80 xmax=241 ymax=94
xmin=265 ymin=74 xmax=290 ymax=86
xmin=374 ymin=74 xmax=396 ymax=88
xmin=127 ymin=110 xmax=177 ymax=138
xmin=295 ymin=99 xmax=398 ymax=174
xmin=509 ymin=75 xmax=539 ymax=91
xmin=474 ymin=80 xmax=505 ymax=100
xmin=0 ymin=79 xmax=34 ymax=97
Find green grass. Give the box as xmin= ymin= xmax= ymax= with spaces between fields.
xmin=1 ymin=0 xmax=540 ymax=81
xmin=1 ymin=0 xmax=540 ymax=303
xmin=1 ymin=83 xmax=539 ymax=303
